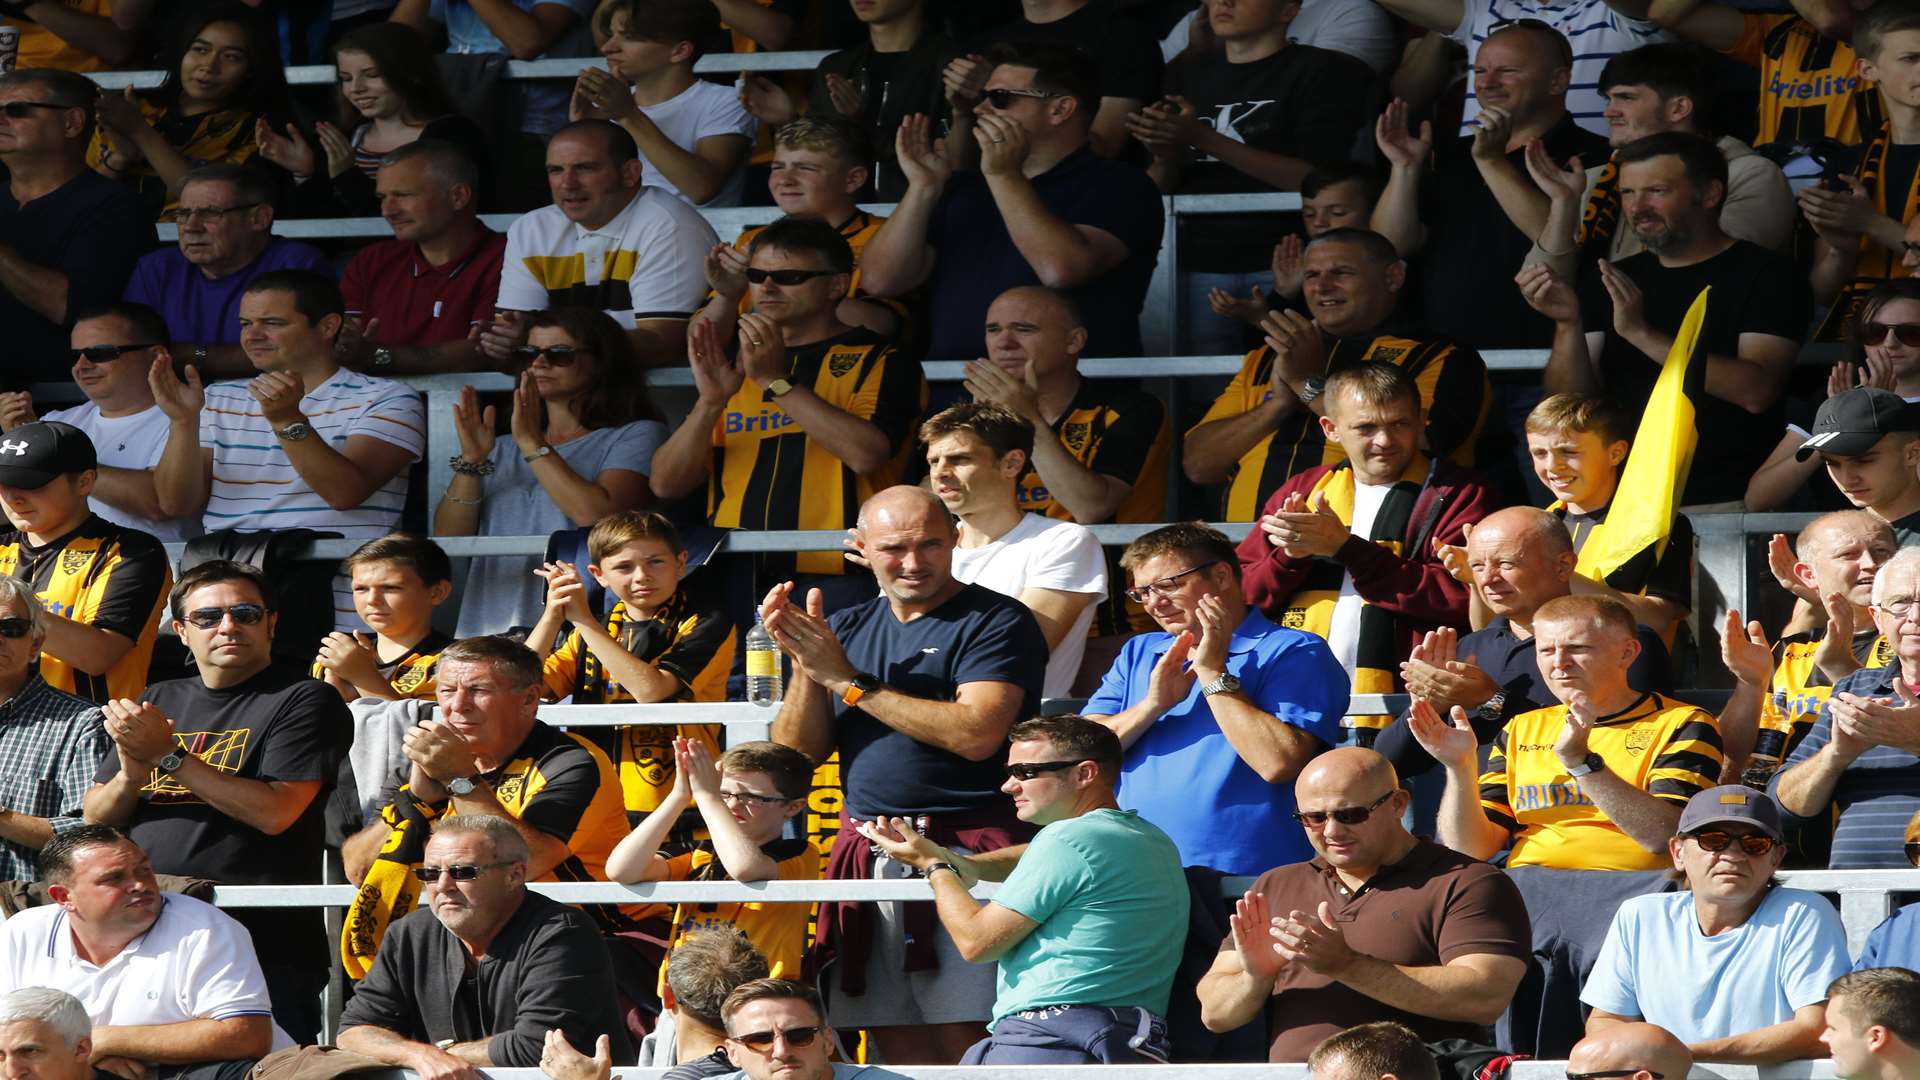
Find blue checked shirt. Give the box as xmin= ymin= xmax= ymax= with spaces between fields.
xmin=0 ymin=675 xmax=112 ymax=881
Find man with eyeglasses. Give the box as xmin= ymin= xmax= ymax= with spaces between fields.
xmin=855 ymin=715 xmax=1187 ymax=1064
xmin=1773 ymin=544 xmax=1920 ymax=868
xmin=0 ymin=827 xmax=291 ymax=1080
xmin=121 ymin=164 xmax=333 ymax=381
xmin=83 ymin=560 xmax=350 ymax=1043
xmin=337 ymin=813 xmax=631 ymax=1076
xmin=0 ymin=420 xmax=169 ymax=704
xmin=1564 ymin=1021 xmax=1693 ymax=1080
xmin=1197 ymin=747 xmax=1529 ymax=1061
xmin=860 ymin=41 xmax=1165 ymax=365
xmin=712 ymin=979 xmax=907 ymax=1080
xmin=0 ymin=69 xmax=146 ymax=387
xmin=1582 ymin=786 xmax=1850 ymax=1062
xmin=1084 ymin=521 xmax=1347 ymax=876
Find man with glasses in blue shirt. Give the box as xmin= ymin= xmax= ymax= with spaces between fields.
xmin=1083 ymin=522 xmax=1348 ymax=875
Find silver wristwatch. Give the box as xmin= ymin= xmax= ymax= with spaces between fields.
xmin=445 ymin=775 xmax=483 ymax=797
xmin=1298 ymin=376 xmax=1327 ymax=405
xmin=274 ymin=421 xmax=314 ymax=442
xmin=371 ymin=346 xmax=396 ymax=369
xmin=1475 ymin=690 xmax=1508 ymax=722
xmin=1201 ymin=673 xmax=1242 ymax=697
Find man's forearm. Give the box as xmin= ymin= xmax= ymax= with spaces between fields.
xmin=37 ymin=614 xmax=133 ymax=677
xmin=0 ymin=248 xmax=68 ymax=324
xmin=1475 ymin=156 xmax=1550 ymax=240
xmin=1198 ymin=967 xmax=1276 ymax=1033
xmin=1028 ymin=436 xmax=1129 ymax=522
xmin=859 ymin=183 xmax=942 ymax=297
xmin=1574 ymin=768 xmax=1683 ymax=853
xmin=771 ymin=678 xmax=835 ymax=765
xmin=847 ymin=687 xmax=1008 ymax=762
xmin=154 ymin=422 xmax=209 ymax=518
xmin=82 ymin=770 xmax=142 ymax=827
xmin=467 ymin=0 xmax=555 ymax=58
xmin=1206 ymin=689 xmax=1322 ymax=783
xmin=1687 ymin=1010 xmax=1827 ymax=1064
xmin=21 ymin=2 xmax=137 ymax=64
xmin=1335 ymin=955 xmax=1518 ymax=1025
xmin=1371 ymin=165 xmax=1428 ymax=254
xmin=1543 ymin=319 xmax=1599 ymax=396
xmin=985 ymin=172 xmax=1111 ymax=288
xmin=90 ymin=464 xmax=168 ymax=522
xmin=275 ymin=426 xmax=390 ymax=509
xmin=1437 ymin=759 xmax=1508 ymax=859
xmin=92 ymin=1017 xmax=271 ymax=1065
xmin=1773 ymin=744 xmax=1851 ymax=817
xmin=1192 ymin=128 xmax=1316 ymax=190
xmin=766 ymin=385 xmax=892 ymax=474
xmin=1715 ymin=680 xmax=1764 ymax=781
xmin=337 ymin=1025 xmax=442 ymax=1070
xmin=1086 ymin=705 xmax=1164 ymax=750
xmin=169 ymin=756 xmax=316 ymax=836
xmin=1183 ymin=398 xmax=1287 ymax=484
xmin=0 ymin=810 xmax=54 ymax=851
xmin=570 ymin=618 xmax=681 ymax=702
xmin=647 ymin=400 xmax=724 ymax=499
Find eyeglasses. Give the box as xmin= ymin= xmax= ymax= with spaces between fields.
xmin=745 ymin=267 xmax=839 ymax=285
xmin=1875 ymin=598 xmax=1920 ymax=621
xmin=731 ymin=1026 xmax=822 ymax=1052
xmin=1567 ymin=1072 xmax=1662 ymax=1080
xmin=1862 ymin=321 xmax=1920 ymax=347
xmin=180 ymin=604 xmax=269 ymax=629
xmin=1005 ymin=759 xmax=1086 ymax=781
xmin=718 ymin=789 xmax=792 ymax=807
xmin=1293 ymin=790 xmax=1396 ymax=829
xmin=0 ymin=101 xmax=74 ymax=119
xmin=1689 ymin=831 xmax=1777 ymax=856
xmin=413 ymin=861 xmax=514 ymax=883
xmin=510 ymin=345 xmax=589 ymax=366
xmin=983 ymin=87 xmax=1056 ymax=110
xmin=69 ymin=344 xmax=158 ymax=364
xmin=1124 ymin=560 xmax=1222 ymax=604
xmin=0 ymin=618 xmax=31 ymax=639
xmin=175 ymin=203 xmax=260 ymax=225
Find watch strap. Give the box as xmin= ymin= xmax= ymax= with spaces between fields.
xmin=155 ymin=750 xmax=186 ymax=775
xmin=766 ymin=377 xmax=795 ymax=398
xmin=1568 ymin=752 xmax=1606 ymax=778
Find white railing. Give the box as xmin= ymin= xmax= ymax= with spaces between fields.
xmin=88 ymin=51 xmax=835 ymax=92
xmin=455 ymin=1067 xmax=1838 ymax=1080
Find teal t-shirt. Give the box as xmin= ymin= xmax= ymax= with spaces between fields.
xmin=988 ymin=807 xmax=1190 ymax=1026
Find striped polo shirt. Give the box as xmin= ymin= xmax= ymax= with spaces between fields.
xmin=1770 ymin=664 xmax=1920 ymax=869
xmin=496 ymin=186 xmax=717 ymax=328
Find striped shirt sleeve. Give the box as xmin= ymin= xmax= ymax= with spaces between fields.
xmin=349 ymin=386 xmax=427 ymax=458
xmin=1647 ymin=709 xmax=1726 ymax=803
xmin=1480 ymin=726 xmax=1518 ymax=832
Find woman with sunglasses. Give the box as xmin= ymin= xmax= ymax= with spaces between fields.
xmin=1746 ymin=279 xmax=1920 ymax=513
xmin=86 ymin=2 xmax=294 ymax=222
xmin=257 ymin=23 xmax=491 ymax=218
xmin=436 ymin=307 xmax=665 ymax=638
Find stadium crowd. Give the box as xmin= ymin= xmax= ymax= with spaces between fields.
xmin=0 ymin=0 xmax=1918 ymax=1076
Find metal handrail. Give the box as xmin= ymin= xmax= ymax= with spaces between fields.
xmin=87 ymin=50 xmax=835 ymax=92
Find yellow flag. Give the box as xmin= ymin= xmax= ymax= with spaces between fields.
xmin=1574 ymin=285 xmax=1709 ymax=580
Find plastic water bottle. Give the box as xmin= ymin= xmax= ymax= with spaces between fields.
xmin=745 ymin=614 xmax=783 ymax=707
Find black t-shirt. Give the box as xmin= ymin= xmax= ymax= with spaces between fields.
xmin=101 ymin=663 xmax=349 ymax=963
xmin=926 ymin=147 xmax=1164 ymax=361
xmin=972 ymin=0 xmax=1164 ymax=105
xmin=1576 ymin=239 xmax=1812 ymax=504
xmin=0 ymin=170 xmax=149 ymax=387
xmin=1167 ymin=45 xmax=1376 ymax=271
xmin=1413 ymin=115 xmax=1611 ymax=349
xmin=829 ymin=583 xmax=1047 ymax=817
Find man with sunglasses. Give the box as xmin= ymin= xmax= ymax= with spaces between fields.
xmin=1582 ymin=786 xmax=1850 ymax=1062
xmin=337 ymin=814 xmax=631 ymax=1075
xmin=1198 ymin=747 xmax=1529 ymax=1061
xmin=84 ymin=560 xmax=350 ymax=1043
xmin=714 ymin=979 xmax=908 ymax=1080
xmin=121 ymin=164 xmax=334 ymax=381
xmin=0 ymin=69 xmax=145 ymax=387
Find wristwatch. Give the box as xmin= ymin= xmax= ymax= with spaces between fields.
xmin=925 ymin=861 xmax=963 ymax=880
xmin=523 ymin=445 xmax=554 ymax=464
xmin=1298 ymin=375 xmax=1327 ymax=405
xmin=273 ymin=421 xmax=313 ymax=442
xmin=1567 ymin=752 xmax=1606 ymax=778
xmin=1201 ymin=673 xmax=1242 ymax=697
xmin=370 ymin=346 xmax=396 ymax=369
xmin=156 ymin=750 xmax=186 ymax=775
xmin=841 ymin=672 xmax=881 ymax=707
xmin=765 ymin=377 xmax=795 ymax=398
xmin=191 ymin=345 xmax=209 ymax=367
xmin=1475 ymin=690 xmax=1508 ymax=722
xmin=445 ymin=775 xmax=485 ymax=797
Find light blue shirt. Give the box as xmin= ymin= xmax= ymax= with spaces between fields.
xmin=989 ymin=808 xmax=1189 ymax=1026
xmin=1085 ymin=608 xmax=1347 ymax=873
xmin=427 ymin=0 xmax=597 ymax=134
xmin=1857 ymin=903 xmax=1920 ymax=971
xmin=1581 ymin=887 xmax=1852 ymax=1041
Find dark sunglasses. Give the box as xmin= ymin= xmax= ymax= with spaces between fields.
xmin=181 ymin=604 xmax=269 ymax=630
xmin=0 ymin=101 xmax=73 ymax=119
xmin=732 ymin=1026 xmax=822 ymax=1051
xmin=983 ymin=87 xmax=1055 ymax=110
xmin=1905 ymin=841 xmax=1919 ymax=867
xmin=1568 ymin=1072 xmax=1662 ymax=1080
xmin=510 ymin=345 xmax=589 ymax=366
xmin=1005 ymin=759 xmax=1086 ymax=781
xmin=69 ymin=344 xmax=158 ymax=364
xmin=1293 ymin=791 xmax=1396 ymax=829
xmin=0 ymin=618 xmax=31 ymax=639
xmin=413 ymin=861 xmax=512 ymax=883
xmin=745 ymin=267 xmax=838 ymax=285
xmin=1861 ymin=321 xmax=1920 ymax=347
xmin=1690 ymin=831 xmax=1776 ymax=856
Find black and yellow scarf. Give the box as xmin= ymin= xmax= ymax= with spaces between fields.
xmin=1576 ymin=155 xmax=1623 ymax=255
xmin=1818 ymin=124 xmax=1920 ymax=340
xmin=1273 ymin=456 xmax=1438 ymax=745
xmin=340 ymin=787 xmax=443 ymax=979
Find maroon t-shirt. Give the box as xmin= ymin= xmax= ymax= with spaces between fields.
xmin=340 ymin=228 xmax=506 ymax=347
xmin=1228 ymin=839 xmax=1532 ymax=1061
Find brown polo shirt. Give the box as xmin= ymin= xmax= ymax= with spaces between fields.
xmin=1228 ymin=838 xmax=1532 ymax=1061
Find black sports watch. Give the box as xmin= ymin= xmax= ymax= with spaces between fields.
xmin=155 ymin=750 xmax=186 ymax=775
xmin=1567 ymin=752 xmax=1606 ymax=778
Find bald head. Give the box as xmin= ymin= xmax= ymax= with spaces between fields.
xmin=1568 ymin=1023 xmax=1692 ymax=1080
xmin=1298 ymin=747 xmax=1399 ymax=799
xmin=991 ymin=286 xmax=1082 ymax=328
xmin=1294 ymin=748 xmax=1411 ymax=872
xmin=1470 ymin=506 xmax=1574 ymax=560
xmin=857 ymin=485 xmax=953 ymax=535
xmin=1464 ymin=507 xmax=1575 ymax=621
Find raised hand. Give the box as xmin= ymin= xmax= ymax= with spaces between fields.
xmin=314 ymin=121 xmax=355 ymax=178
xmin=974 ymin=110 xmax=1031 ymax=177
xmin=246 ymin=370 xmax=306 ymax=426
xmin=1469 ymin=104 xmax=1514 ymax=162
xmin=738 ymin=73 xmax=797 ymax=125
xmin=451 ymin=384 xmax=498 ymax=464
xmin=1523 ymin=140 xmax=1586 ymax=204
xmin=686 ymin=318 xmax=745 ymax=405
xmin=1407 ymin=697 xmax=1478 ymax=767
xmin=1766 ymin=532 xmax=1816 ymax=602
xmin=0 ymin=391 xmax=36 ymax=432
xmin=1812 ymin=591 xmax=1862 ymax=684
xmin=824 ymin=72 xmax=865 ymax=119
xmin=1229 ymin=887 xmax=1285 ymax=982
xmin=1272 ymin=234 xmax=1305 ymax=298
xmin=149 ymin=355 xmax=205 ymax=422
xmin=1720 ymin=609 xmax=1774 ymax=688
xmin=508 ymin=371 xmax=545 ymax=455
xmin=1145 ymin=630 xmax=1197 ymax=713
xmin=535 ymin=560 xmax=591 ymax=625
xmin=253 ymin=118 xmax=317 ymax=177
xmin=1375 ymin=98 xmax=1433 ymax=170
xmin=705 ymin=243 xmax=751 ymax=301
xmin=1515 ymin=262 xmax=1580 ymax=324
xmin=942 ymin=54 xmax=987 ymax=111
xmin=478 ymin=311 xmax=529 ymax=365
xmin=895 ymin=112 xmax=953 ymax=190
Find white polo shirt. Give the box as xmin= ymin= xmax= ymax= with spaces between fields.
xmin=0 ymin=895 xmax=293 ymax=1054
xmin=496 ymin=186 xmax=717 ymax=328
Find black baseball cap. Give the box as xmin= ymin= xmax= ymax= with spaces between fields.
xmin=1795 ymin=387 xmax=1920 ymax=461
xmin=0 ymin=421 xmax=97 ymax=489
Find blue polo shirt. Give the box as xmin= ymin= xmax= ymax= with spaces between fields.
xmin=124 ymin=238 xmax=336 ymax=345
xmin=1769 ymin=664 xmax=1920 ymax=868
xmin=1084 ymin=608 xmax=1347 ymax=873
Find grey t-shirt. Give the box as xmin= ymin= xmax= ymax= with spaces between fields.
xmin=454 ymin=419 xmax=665 ymax=637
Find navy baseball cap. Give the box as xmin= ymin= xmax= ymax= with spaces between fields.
xmin=1677 ymin=785 xmax=1785 ymax=843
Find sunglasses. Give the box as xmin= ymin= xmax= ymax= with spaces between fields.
xmin=413 ymin=861 xmax=513 ymax=883
xmin=745 ymin=267 xmax=839 ymax=285
xmin=69 ymin=344 xmax=158 ymax=364
xmin=0 ymin=618 xmax=31 ymax=639
xmin=1905 ymin=840 xmax=1920 ymax=867
xmin=510 ymin=345 xmax=590 ymax=366
xmin=983 ymin=87 xmax=1055 ymax=109
xmin=1861 ymin=321 xmax=1920 ymax=347
xmin=1567 ymin=1072 xmax=1662 ymax=1080
xmin=0 ymin=101 xmax=73 ymax=119
xmin=1689 ymin=831 xmax=1777 ymax=856
xmin=731 ymin=1026 xmax=822 ymax=1051
xmin=1293 ymin=791 xmax=1396 ymax=829
xmin=180 ymin=604 xmax=269 ymax=630
xmin=1005 ymin=759 xmax=1085 ymax=781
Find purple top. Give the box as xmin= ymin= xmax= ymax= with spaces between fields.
xmin=124 ymin=237 xmax=337 ymax=345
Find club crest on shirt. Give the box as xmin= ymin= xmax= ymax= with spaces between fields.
xmin=1282 ymin=608 xmax=1307 ymax=629
xmin=495 ymin=773 xmax=525 ymax=806
xmin=828 ymin=350 xmax=860 ymax=377
xmin=392 ymin=663 xmax=431 ymax=696
xmin=59 ymin=549 xmax=89 ymax=574
xmin=1062 ymin=422 xmax=1090 ymax=453
xmin=1369 ymin=346 xmax=1406 ymax=365
xmin=1624 ymin=730 xmax=1653 ymax=756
